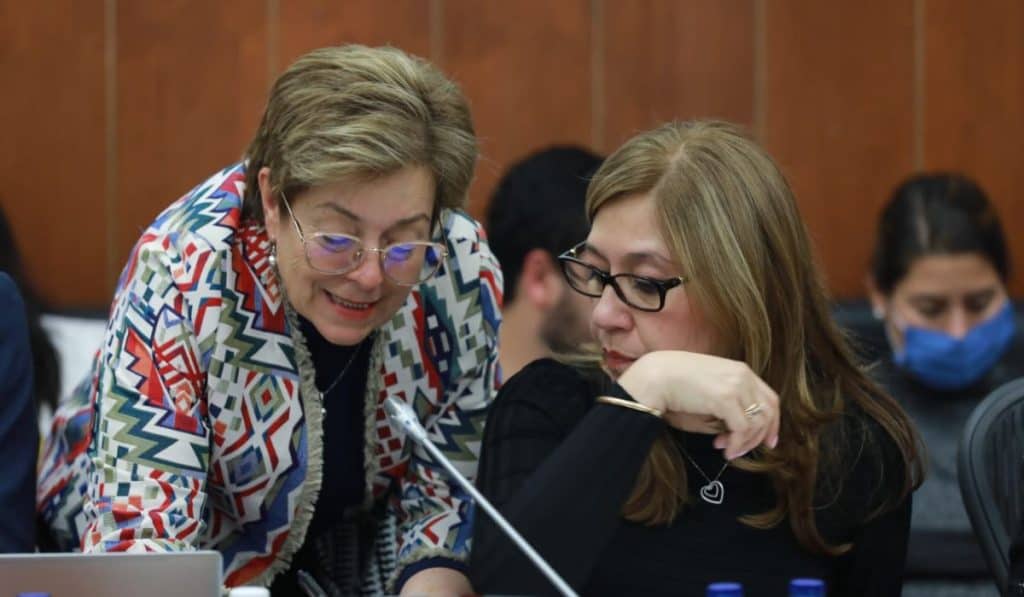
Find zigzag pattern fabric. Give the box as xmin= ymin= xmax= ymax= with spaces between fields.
xmin=36 ymin=163 xmax=503 ymax=589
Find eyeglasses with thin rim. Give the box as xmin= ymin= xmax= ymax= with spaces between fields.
xmin=557 ymin=242 xmax=687 ymax=312
xmin=279 ymin=192 xmax=448 ymax=286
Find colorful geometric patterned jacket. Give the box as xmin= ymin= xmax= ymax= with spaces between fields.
xmin=36 ymin=163 xmax=503 ymax=590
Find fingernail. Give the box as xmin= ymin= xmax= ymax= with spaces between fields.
xmin=770 ymin=435 xmax=779 ymax=449
xmin=714 ymin=437 xmax=726 ymax=450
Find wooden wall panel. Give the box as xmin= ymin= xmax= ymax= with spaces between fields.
xmin=278 ymin=0 xmax=431 ymax=69
xmin=441 ymin=0 xmax=594 ymax=218
xmin=602 ymin=0 xmax=755 ymax=152
xmin=762 ymin=1 xmax=916 ymax=299
xmin=923 ymin=0 xmax=1024 ymax=296
xmin=9 ymin=1 xmax=1024 ymax=307
xmin=0 ymin=0 xmax=107 ymax=308
xmin=115 ymin=1 xmax=268 ymax=265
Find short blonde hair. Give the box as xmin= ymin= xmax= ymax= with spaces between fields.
xmin=242 ymin=45 xmax=477 ymax=222
xmin=588 ymin=120 xmax=921 ymax=556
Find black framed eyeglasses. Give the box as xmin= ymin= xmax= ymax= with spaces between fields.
xmin=557 ymin=243 xmax=687 ymax=312
xmin=280 ymin=193 xmax=447 ymax=286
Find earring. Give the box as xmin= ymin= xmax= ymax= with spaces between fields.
xmin=268 ymin=243 xmax=277 ymax=269
xmin=872 ymin=305 xmax=885 ymax=320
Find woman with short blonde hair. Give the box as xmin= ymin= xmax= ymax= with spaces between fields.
xmin=39 ymin=45 xmax=500 ymax=596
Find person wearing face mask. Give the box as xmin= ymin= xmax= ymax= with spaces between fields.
xmin=35 ymin=45 xmax=501 ymax=596
xmin=469 ymin=120 xmax=923 ymax=597
xmin=867 ymin=173 xmax=1023 ymax=596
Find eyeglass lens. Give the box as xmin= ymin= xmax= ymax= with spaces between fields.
xmin=306 ymin=234 xmax=444 ymax=284
xmin=561 ymin=259 xmax=664 ymax=310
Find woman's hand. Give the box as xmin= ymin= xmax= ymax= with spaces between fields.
xmin=400 ymin=567 xmax=474 ymax=596
xmin=616 ymin=351 xmax=779 ymax=460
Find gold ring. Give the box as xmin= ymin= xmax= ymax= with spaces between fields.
xmin=743 ymin=402 xmax=763 ymax=418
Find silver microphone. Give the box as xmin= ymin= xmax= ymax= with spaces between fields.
xmin=383 ymin=397 xmax=579 ymax=597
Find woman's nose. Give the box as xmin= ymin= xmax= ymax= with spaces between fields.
xmin=947 ymin=308 xmax=971 ymax=339
xmin=591 ymin=284 xmax=632 ymax=332
xmin=346 ymin=251 xmax=385 ymax=288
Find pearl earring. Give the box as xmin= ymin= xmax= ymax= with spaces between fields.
xmin=268 ymin=243 xmax=277 ymax=269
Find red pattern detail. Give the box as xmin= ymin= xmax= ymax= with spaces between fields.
xmin=175 ymin=520 xmax=199 ymax=542
xmin=194 ymin=296 xmax=223 ymax=336
xmin=231 ymin=478 xmax=270 ymax=517
xmin=224 ymin=528 xmax=289 ymax=587
xmin=480 ymin=267 xmax=502 ymax=309
xmin=149 ymin=511 xmax=166 ymax=537
xmin=421 ymin=512 xmax=446 ymax=544
xmin=410 ymin=293 xmax=443 ymax=403
xmin=153 ymin=329 xmax=205 ymax=435
xmin=263 ymin=409 xmax=290 ymax=469
xmin=112 ymin=503 xmax=141 ymax=525
xmin=223 ymin=396 xmax=255 ymax=454
xmin=212 ymin=420 xmax=227 ymax=446
xmin=124 ymin=328 xmax=163 ymax=406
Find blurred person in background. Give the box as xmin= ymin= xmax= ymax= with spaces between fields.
xmin=0 ymin=206 xmax=61 ymax=420
xmin=485 ymin=146 xmax=602 ymax=377
xmin=0 ymin=271 xmax=38 ymax=552
xmin=36 ymin=44 xmax=501 ymax=595
xmin=867 ymin=172 xmax=1023 ymax=596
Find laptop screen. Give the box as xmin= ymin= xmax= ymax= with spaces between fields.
xmin=0 ymin=551 xmax=223 ymax=597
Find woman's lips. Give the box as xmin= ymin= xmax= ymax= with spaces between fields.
xmin=324 ymin=289 xmax=376 ymax=321
xmin=602 ymin=349 xmax=637 ymax=373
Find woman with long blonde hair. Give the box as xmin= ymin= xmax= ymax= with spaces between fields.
xmin=470 ymin=120 xmax=921 ymax=596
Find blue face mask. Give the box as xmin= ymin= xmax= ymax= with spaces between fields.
xmin=893 ymin=301 xmax=1017 ymax=391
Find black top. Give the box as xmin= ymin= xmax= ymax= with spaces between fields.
xmin=271 ymin=317 xmax=370 ymax=596
xmin=270 ymin=319 xmax=465 ymax=594
xmin=470 ymin=359 xmax=911 ymax=597
xmin=0 ymin=273 xmax=37 ymax=553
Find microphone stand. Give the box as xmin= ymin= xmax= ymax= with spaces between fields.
xmin=384 ymin=397 xmax=579 ymax=597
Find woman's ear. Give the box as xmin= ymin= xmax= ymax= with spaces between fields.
xmin=258 ymin=167 xmax=280 ymax=242
xmin=865 ymin=275 xmax=886 ymax=320
xmin=520 ymin=249 xmax=563 ymax=311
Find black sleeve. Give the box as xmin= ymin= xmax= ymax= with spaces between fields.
xmin=0 ymin=273 xmax=38 ymax=552
xmin=829 ymin=414 xmax=913 ymax=596
xmin=832 ymin=493 xmax=911 ymax=596
xmin=469 ymin=359 xmax=664 ymax=595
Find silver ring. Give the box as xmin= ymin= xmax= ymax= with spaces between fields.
xmin=743 ymin=402 xmax=763 ymax=418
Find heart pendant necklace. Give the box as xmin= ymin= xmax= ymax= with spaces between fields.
xmin=680 ymin=447 xmax=730 ymax=505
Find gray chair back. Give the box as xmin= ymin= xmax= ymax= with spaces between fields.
xmin=959 ymin=377 xmax=1024 ymax=595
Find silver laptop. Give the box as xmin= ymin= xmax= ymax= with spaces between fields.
xmin=0 ymin=551 xmax=222 ymax=596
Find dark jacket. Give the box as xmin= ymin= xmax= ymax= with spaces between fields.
xmin=0 ymin=271 xmax=38 ymax=551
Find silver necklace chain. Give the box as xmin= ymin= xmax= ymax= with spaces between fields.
xmin=679 ymin=446 xmax=730 ymax=505
xmin=317 ymin=340 xmax=366 ymax=402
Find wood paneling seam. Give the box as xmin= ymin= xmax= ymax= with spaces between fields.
xmin=591 ymin=0 xmax=605 ymax=150
xmin=913 ymin=0 xmax=925 ymax=169
xmin=104 ymin=0 xmax=118 ymax=292
xmin=267 ymin=0 xmax=279 ymax=80
xmin=430 ymin=0 xmax=444 ymax=66
xmin=753 ymin=0 xmax=766 ymax=140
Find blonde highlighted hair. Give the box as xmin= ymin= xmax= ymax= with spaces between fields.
xmin=242 ymin=44 xmax=477 ymax=222
xmin=588 ymin=120 xmax=922 ymax=555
